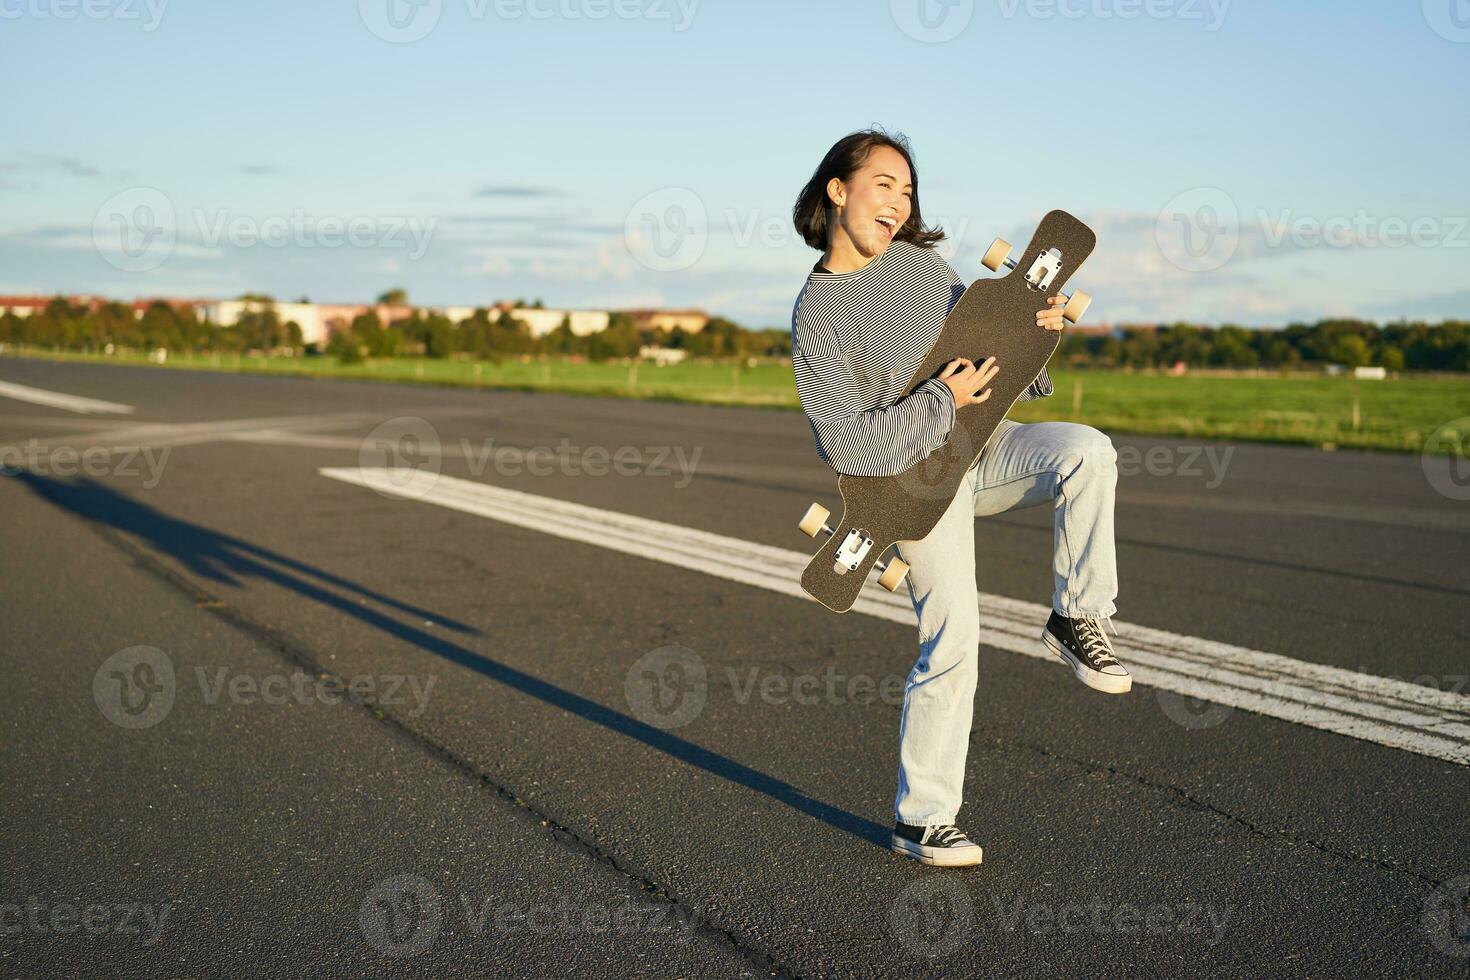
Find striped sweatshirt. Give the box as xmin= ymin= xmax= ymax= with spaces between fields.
xmin=791 ymin=239 xmax=1053 ymax=477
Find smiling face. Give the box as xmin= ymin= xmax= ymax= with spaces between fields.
xmin=825 ymin=144 xmax=914 ymax=265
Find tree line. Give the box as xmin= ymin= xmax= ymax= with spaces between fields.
xmin=1056 ymin=319 xmax=1470 ymax=372
xmin=2 ymin=296 xmax=1467 ymax=372
xmin=0 ymin=297 xmax=792 ymax=363
xmin=0 ymin=298 xmax=305 ymax=354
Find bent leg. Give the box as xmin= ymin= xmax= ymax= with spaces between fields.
xmin=970 ymin=419 xmax=1120 ymax=619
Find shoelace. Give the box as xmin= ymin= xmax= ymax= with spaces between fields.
xmin=924 ymin=825 xmax=971 ymax=847
xmin=1074 ymin=615 xmax=1120 ymax=668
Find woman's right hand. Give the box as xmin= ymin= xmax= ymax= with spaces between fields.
xmin=938 ymin=356 xmax=999 ymax=408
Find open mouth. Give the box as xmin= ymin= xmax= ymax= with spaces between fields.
xmin=876 ymin=216 xmax=897 ymax=240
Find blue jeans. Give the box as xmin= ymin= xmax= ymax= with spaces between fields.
xmin=891 ymin=418 xmax=1119 ymax=826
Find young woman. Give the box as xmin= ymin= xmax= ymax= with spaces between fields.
xmin=790 ymin=129 xmax=1131 ymax=868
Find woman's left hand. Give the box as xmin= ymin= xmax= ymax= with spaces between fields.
xmin=1037 ymin=296 xmax=1067 ymax=332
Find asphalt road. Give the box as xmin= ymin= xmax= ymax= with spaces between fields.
xmin=1 ymin=356 xmax=1468 ymax=978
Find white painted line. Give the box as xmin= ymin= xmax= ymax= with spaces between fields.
xmin=320 ymin=467 xmax=1470 ymax=767
xmin=48 ymin=409 xmax=459 ymax=452
xmin=0 ymin=380 xmax=134 ymax=415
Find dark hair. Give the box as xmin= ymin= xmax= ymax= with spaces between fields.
xmin=792 ymin=127 xmax=946 ymax=252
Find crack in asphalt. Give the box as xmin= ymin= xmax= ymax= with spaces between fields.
xmin=696 ymin=649 xmax=1453 ymax=893
xmin=995 ymin=734 xmax=1447 ymax=890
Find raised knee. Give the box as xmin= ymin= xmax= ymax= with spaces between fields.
xmin=1061 ymin=425 xmax=1116 ymax=472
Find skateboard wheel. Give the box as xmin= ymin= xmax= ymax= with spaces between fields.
xmin=878 ymin=557 xmax=909 ymax=592
xmin=1063 ymin=289 xmax=1091 ymax=324
xmin=982 ymin=238 xmax=1012 ymax=273
xmin=798 ymin=502 xmax=830 ymax=538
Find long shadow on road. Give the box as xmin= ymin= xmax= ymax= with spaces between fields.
xmin=17 ymin=471 xmax=889 ymax=849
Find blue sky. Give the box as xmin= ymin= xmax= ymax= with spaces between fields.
xmin=2 ymin=0 xmax=1467 ymax=327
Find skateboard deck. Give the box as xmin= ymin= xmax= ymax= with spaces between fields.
xmin=798 ymin=209 xmax=1096 ymax=613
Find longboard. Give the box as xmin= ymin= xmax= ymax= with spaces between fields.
xmin=797 ymin=209 xmax=1096 ymax=613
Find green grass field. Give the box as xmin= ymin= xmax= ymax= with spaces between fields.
xmin=5 ymin=348 xmax=1468 ymax=455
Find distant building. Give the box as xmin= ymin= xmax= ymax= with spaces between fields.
xmin=134 ymin=298 xmax=208 ymax=316
xmin=505 ymin=308 xmax=610 ymax=338
xmin=0 ymin=296 xmax=49 ymax=318
xmin=371 ymin=303 xmax=415 ymax=326
xmin=203 ymin=300 xmax=343 ymax=346
xmin=200 ymin=300 xmax=421 ymax=344
xmin=627 ymin=309 xmax=710 ymax=334
xmin=318 ymin=304 xmax=370 ymax=332
xmin=427 ymin=306 xmax=478 ymax=324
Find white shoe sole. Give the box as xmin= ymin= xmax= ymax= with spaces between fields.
xmin=890 ymin=835 xmax=983 ymax=867
xmin=1042 ymin=630 xmax=1132 ymax=695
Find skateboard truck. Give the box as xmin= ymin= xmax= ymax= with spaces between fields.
xmin=982 ymin=237 xmax=1092 ymax=323
xmin=798 ymin=503 xmax=909 ymax=592
xmin=834 ymin=528 xmax=872 ymax=573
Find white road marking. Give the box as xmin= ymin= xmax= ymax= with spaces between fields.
xmin=31 ymin=407 xmax=502 ymax=454
xmin=32 ymin=409 xmax=482 ymax=452
xmin=0 ymin=381 xmax=134 ymax=415
xmin=322 ymin=467 xmax=1470 ymax=766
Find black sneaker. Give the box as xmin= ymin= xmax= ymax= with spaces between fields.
xmin=891 ymin=822 xmax=983 ymax=867
xmin=1042 ymin=611 xmax=1132 ymax=694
